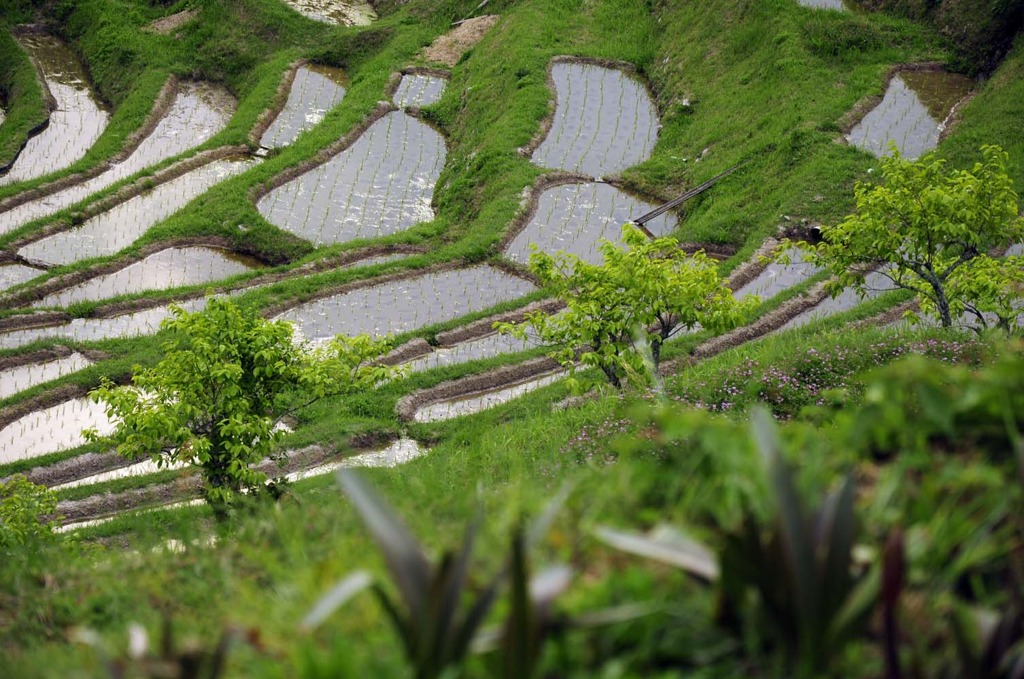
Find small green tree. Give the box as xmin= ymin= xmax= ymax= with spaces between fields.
xmin=0 ymin=475 xmax=59 ymax=550
xmin=498 ymin=224 xmax=753 ymax=388
xmin=806 ymin=145 xmax=1024 ymax=329
xmin=87 ymin=297 xmax=396 ymax=507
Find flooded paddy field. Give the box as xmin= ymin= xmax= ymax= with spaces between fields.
xmin=0 ymin=352 xmax=92 ymax=399
xmin=413 ymin=371 xmax=565 ymax=423
xmin=278 ymin=0 xmax=376 ymax=26
xmin=733 ymin=247 xmax=822 ymax=301
xmin=778 ymin=269 xmax=899 ymax=331
xmin=403 ymin=330 xmax=541 ymax=373
xmin=257 ymin=110 xmax=446 ymax=245
xmin=505 ymin=182 xmax=677 ymax=265
xmin=797 ymin=0 xmax=847 ymax=9
xmin=0 ymin=263 xmax=41 ymax=291
xmin=278 ymin=265 xmax=537 ymax=342
xmin=846 ymin=70 xmax=974 ymax=159
xmin=18 ymin=157 xmax=258 ymax=266
xmin=532 ymin=62 xmax=659 ymax=178
xmin=393 ymin=73 xmax=447 ymax=109
xmin=0 ymin=82 xmax=236 ymax=235
xmin=0 ymin=298 xmax=206 ymax=350
xmin=261 ymin=65 xmax=347 ymax=149
xmin=0 ymin=396 xmax=113 ymax=464
xmin=0 ymin=35 xmax=109 ymax=185
xmin=34 ymin=247 xmax=259 ymax=308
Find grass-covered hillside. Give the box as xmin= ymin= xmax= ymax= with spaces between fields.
xmin=1 ymin=0 xmax=1023 ymax=676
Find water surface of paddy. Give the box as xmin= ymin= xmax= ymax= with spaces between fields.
xmin=0 ymin=82 xmax=236 ymax=234
xmin=734 ymin=247 xmax=822 ymax=301
xmin=0 ymin=35 xmax=109 ymax=185
xmin=505 ymin=182 xmax=677 ymax=265
xmin=0 ymin=263 xmax=41 ymax=291
xmin=413 ymin=371 xmax=565 ymax=423
xmin=532 ymin=62 xmax=659 ymax=178
xmin=0 ymin=352 xmax=93 ymax=400
xmin=279 ymin=266 xmax=536 ymax=341
xmin=261 ymin=65 xmax=347 ymax=148
xmin=35 ymin=247 xmax=258 ymax=307
xmin=19 ymin=157 xmax=258 ymax=265
xmin=278 ymin=0 xmax=376 ymax=25
xmin=0 ymin=397 xmax=114 ymax=463
xmin=258 ymin=111 xmax=445 ymax=245
xmin=846 ymin=71 xmax=973 ymax=159
xmin=393 ymin=74 xmax=447 ymax=108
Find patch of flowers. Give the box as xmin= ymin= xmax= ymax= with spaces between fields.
xmin=672 ymin=334 xmax=986 ymax=418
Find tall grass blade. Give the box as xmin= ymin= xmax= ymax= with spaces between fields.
xmin=301 ymin=571 xmax=373 ymax=632
xmin=336 ymin=469 xmax=431 ymax=623
xmin=594 ymin=525 xmax=719 ymax=582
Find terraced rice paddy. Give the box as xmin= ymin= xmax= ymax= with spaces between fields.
xmin=797 ymin=0 xmax=846 ymax=9
xmin=53 ymin=457 xmax=187 ymax=490
xmin=846 ymin=70 xmax=974 ymax=159
xmin=260 ymin=65 xmax=347 ymax=148
xmin=403 ymin=330 xmax=541 ymax=373
xmin=278 ymin=0 xmax=376 ymax=26
xmin=257 ymin=110 xmax=446 ymax=245
xmin=0 ymin=35 xmax=109 ymax=185
xmin=505 ymin=182 xmax=677 ymax=265
xmin=531 ymin=62 xmax=659 ymax=178
xmin=278 ymin=265 xmax=537 ymax=342
xmin=34 ymin=247 xmax=259 ymax=308
xmin=0 ymin=263 xmax=40 ymax=291
xmin=0 ymin=82 xmax=236 ymax=235
xmin=0 ymin=397 xmax=113 ymax=464
xmin=734 ymin=247 xmax=822 ymax=301
xmin=0 ymin=298 xmax=207 ymax=350
xmin=0 ymin=352 xmax=93 ymax=399
xmin=779 ymin=270 xmax=899 ymax=330
xmin=413 ymin=371 xmax=565 ymax=422
xmin=393 ymin=73 xmax=447 ymax=108
xmin=18 ymin=157 xmax=258 ymax=266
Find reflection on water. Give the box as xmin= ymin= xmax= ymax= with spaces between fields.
xmin=778 ymin=269 xmax=899 ymax=331
xmin=797 ymin=0 xmax=846 ymax=9
xmin=0 ymin=82 xmax=236 ymax=235
xmin=532 ymin=62 xmax=659 ymax=178
xmin=0 ymin=352 xmax=93 ymax=400
xmin=414 ymin=371 xmax=565 ymax=422
xmin=403 ymin=330 xmax=542 ymax=373
xmin=0 ymin=396 xmax=114 ymax=463
xmin=261 ymin=65 xmax=347 ymax=148
xmin=258 ymin=111 xmax=445 ymax=245
xmin=1 ymin=35 xmax=109 ymax=185
xmin=0 ymin=263 xmax=41 ymax=291
xmin=278 ymin=266 xmax=537 ymax=341
xmin=19 ymin=157 xmax=258 ymax=266
xmin=846 ymin=71 xmax=973 ymax=159
xmin=35 ymin=247 xmax=258 ymax=308
xmin=393 ymin=74 xmax=447 ymax=109
xmin=734 ymin=247 xmax=822 ymax=301
xmin=505 ymin=182 xmax=677 ymax=266
xmin=0 ymin=298 xmax=207 ymax=350
xmin=278 ymin=0 xmax=377 ymax=25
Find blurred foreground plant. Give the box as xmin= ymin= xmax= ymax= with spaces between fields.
xmin=303 ymin=471 xmax=640 ymax=679
xmin=598 ymin=409 xmax=878 ymax=677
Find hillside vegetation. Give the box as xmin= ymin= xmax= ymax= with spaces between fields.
xmin=1 ymin=0 xmax=1022 ymax=676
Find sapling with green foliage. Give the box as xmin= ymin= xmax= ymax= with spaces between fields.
xmin=804 ymin=145 xmax=1024 ymax=330
xmin=86 ymin=298 xmax=397 ymax=508
xmin=0 ymin=475 xmax=59 ymax=550
xmin=498 ymin=224 xmax=754 ymax=389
